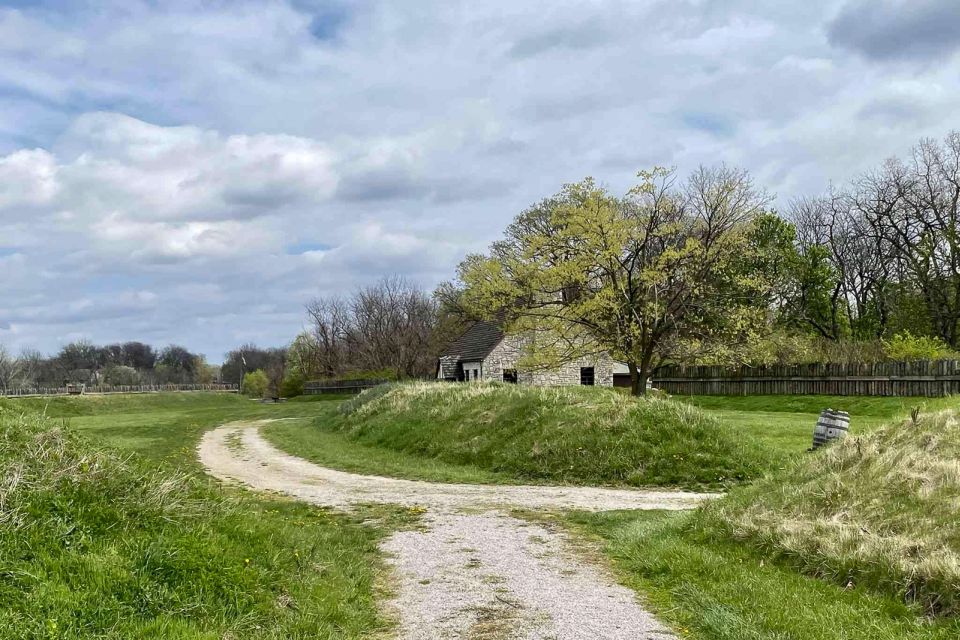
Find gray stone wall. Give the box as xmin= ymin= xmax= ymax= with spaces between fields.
xmin=481 ymin=334 xmax=525 ymax=382
xmin=481 ymin=334 xmax=614 ymax=387
xmin=526 ymin=354 xmax=614 ymax=387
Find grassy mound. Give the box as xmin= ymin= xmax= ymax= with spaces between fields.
xmin=331 ymin=382 xmax=770 ymax=488
xmin=0 ymin=406 xmax=391 ymax=639
xmin=697 ymin=408 xmax=960 ymax=616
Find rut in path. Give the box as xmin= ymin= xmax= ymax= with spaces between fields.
xmin=199 ymin=421 xmax=718 ymax=639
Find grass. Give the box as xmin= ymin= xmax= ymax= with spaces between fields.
xmin=695 ymin=406 xmax=960 ymax=617
xmin=556 ymin=396 xmax=960 ymax=637
xmin=565 ymin=509 xmax=960 ymax=640
xmin=0 ymin=393 xmax=417 ymax=639
xmin=4 ymin=388 xmax=957 ymax=637
xmin=675 ymin=394 xmax=958 ymax=460
xmin=308 ymin=381 xmax=773 ymax=489
xmin=0 ymin=392 xmax=351 ymax=468
xmin=264 ymin=421 xmax=513 ymax=484
xmin=266 ymin=386 xmax=956 ymax=490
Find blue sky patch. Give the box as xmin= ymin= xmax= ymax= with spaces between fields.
xmin=286 ymin=241 xmax=334 ymax=255
xmin=681 ymin=112 xmax=735 ymax=137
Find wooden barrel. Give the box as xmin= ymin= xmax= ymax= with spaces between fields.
xmin=812 ymin=409 xmax=850 ymax=449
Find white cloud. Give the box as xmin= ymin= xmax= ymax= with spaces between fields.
xmin=0 ymin=0 xmax=958 ymax=358
xmin=0 ymin=149 xmax=58 ymax=211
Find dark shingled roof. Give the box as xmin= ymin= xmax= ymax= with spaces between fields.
xmin=436 ymin=320 xmax=504 ymax=379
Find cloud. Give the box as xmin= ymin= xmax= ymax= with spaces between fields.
xmin=53 ymin=113 xmax=338 ymax=224
xmin=827 ymin=0 xmax=960 ymax=62
xmin=0 ymin=0 xmax=958 ymax=358
xmin=0 ymin=148 xmax=57 ymax=211
xmin=508 ymin=14 xmax=619 ymax=59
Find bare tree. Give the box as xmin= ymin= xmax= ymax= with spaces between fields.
xmin=861 ymin=134 xmax=960 ymax=346
xmin=0 ymin=346 xmax=15 ymax=391
xmin=304 ymin=295 xmax=351 ymax=378
xmin=305 ymin=277 xmax=442 ymax=380
xmin=13 ymin=349 xmax=45 ymax=388
xmin=349 ymin=276 xmax=439 ymax=378
xmin=789 ymin=190 xmax=894 ymax=339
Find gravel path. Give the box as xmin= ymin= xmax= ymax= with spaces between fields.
xmin=200 ymin=421 xmax=718 ymax=639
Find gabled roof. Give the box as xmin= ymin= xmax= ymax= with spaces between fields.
xmin=437 ymin=320 xmax=504 ymax=379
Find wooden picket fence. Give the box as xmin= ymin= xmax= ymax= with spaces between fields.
xmin=652 ymin=360 xmax=960 ymax=397
xmin=0 ymin=383 xmax=238 ymax=398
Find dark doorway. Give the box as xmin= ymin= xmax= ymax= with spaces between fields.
xmin=503 ymin=369 xmax=518 ymax=383
xmin=580 ymin=367 xmax=595 ymax=386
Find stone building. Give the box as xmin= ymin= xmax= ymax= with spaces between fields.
xmin=436 ymin=320 xmax=623 ymax=387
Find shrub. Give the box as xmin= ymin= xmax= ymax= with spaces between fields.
xmin=242 ymin=369 xmax=269 ymax=398
xmin=882 ymin=331 xmax=955 ymax=361
xmin=279 ymin=371 xmax=305 ymax=397
xmin=101 ymin=364 xmax=139 ymax=386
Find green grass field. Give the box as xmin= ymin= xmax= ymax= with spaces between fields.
xmin=674 ymin=393 xmax=958 ymax=460
xmin=561 ymin=394 xmax=960 ymax=639
xmin=0 ymin=393 xmax=412 ymax=639
xmin=0 ymin=393 xmax=347 ymax=468
xmin=263 ymin=384 xmax=952 ymax=488
xmin=4 ymin=387 xmax=957 ymax=639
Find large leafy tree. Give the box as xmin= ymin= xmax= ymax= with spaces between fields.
xmin=456 ymin=166 xmax=773 ymax=395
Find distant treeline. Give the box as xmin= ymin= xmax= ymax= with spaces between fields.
xmin=0 ymin=341 xmax=218 ymax=391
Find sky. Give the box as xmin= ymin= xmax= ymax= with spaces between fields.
xmin=1 ymin=0 xmax=959 ymax=362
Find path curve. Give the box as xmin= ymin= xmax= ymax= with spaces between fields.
xmin=200 ymin=421 xmax=719 ymax=639
xmin=199 ymin=421 xmax=718 ymax=512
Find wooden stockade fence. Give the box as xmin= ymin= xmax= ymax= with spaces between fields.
xmin=303 ymin=378 xmax=392 ymax=395
xmin=653 ymin=360 xmax=960 ymax=397
xmin=0 ymin=383 xmax=238 ymax=398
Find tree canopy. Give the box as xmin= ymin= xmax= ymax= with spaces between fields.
xmin=456 ymin=166 xmax=774 ymax=395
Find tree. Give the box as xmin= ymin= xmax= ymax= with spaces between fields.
xmin=304 ymin=276 xmax=443 ymax=379
xmin=0 ymin=345 xmax=15 ymax=391
xmin=13 ymin=349 xmax=45 ymax=388
xmin=102 ymin=365 xmax=140 ymax=386
xmin=264 ymin=358 xmax=285 ymax=399
xmin=57 ymin=339 xmax=103 ymax=372
xmin=456 ymin=166 xmax=773 ymax=395
xmin=286 ymin=332 xmax=322 ymax=380
xmin=304 ymin=296 xmax=351 ymax=378
xmin=156 ymin=345 xmax=199 ymax=383
xmin=862 ymin=134 xmax=960 ymax=346
xmin=242 ymin=370 xmax=269 ymax=398
xmin=348 ymin=276 xmax=440 ymax=379
xmin=221 ymin=345 xmax=285 ymax=386
xmin=788 ymin=191 xmax=894 ymax=340
xmin=120 ymin=341 xmax=157 ymax=371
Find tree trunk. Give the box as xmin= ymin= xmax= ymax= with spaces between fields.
xmin=628 ymin=362 xmax=644 ymax=396
xmin=638 ymin=358 xmax=652 ymax=397
xmin=628 ymin=353 xmax=654 ymax=397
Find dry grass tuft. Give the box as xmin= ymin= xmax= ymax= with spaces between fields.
xmin=697 ymin=407 xmax=960 ymax=615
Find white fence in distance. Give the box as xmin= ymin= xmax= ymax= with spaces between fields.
xmin=0 ymin=383 xmax=239 ymax=398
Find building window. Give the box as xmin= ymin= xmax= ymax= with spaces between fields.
xmin=580 ymin=367 xmax=595 ymax=386
xmin=503 ymin=369 xmax=518 ymax=384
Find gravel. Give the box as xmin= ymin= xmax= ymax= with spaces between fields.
xmin=200 ymin=421 xmax=719 ymax=639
